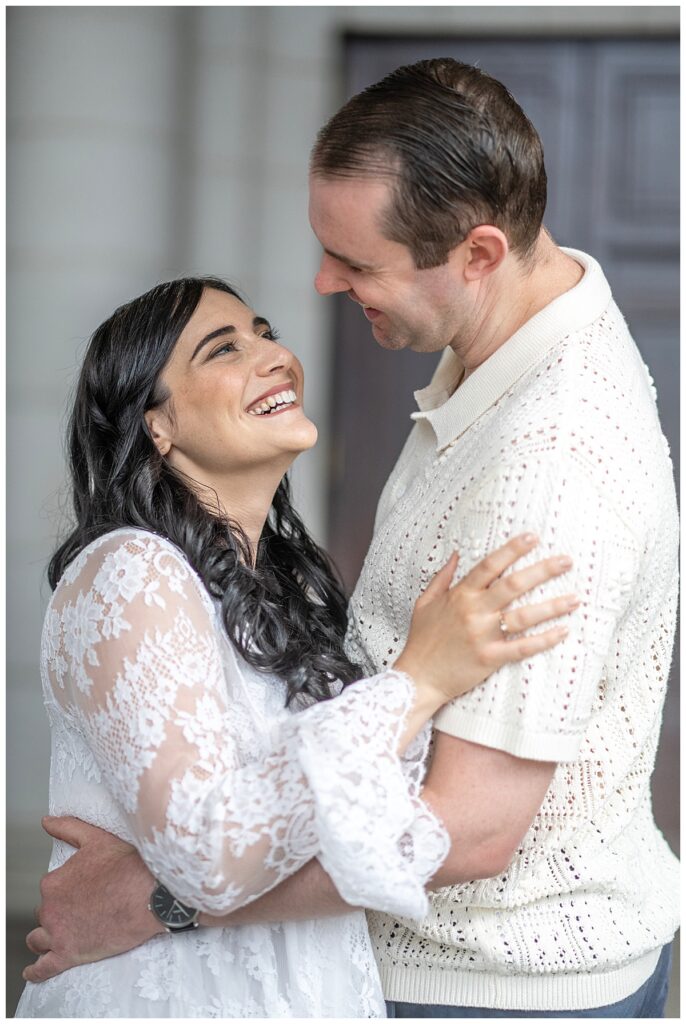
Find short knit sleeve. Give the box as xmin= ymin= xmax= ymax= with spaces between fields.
xmin=44 ymin=530 xmax=448 ymax=918
xmin=433 ymin=454 xmax=642 ymax=761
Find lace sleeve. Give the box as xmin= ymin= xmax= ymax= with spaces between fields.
xmin=45 ymin=530 xmax=448 ymax=919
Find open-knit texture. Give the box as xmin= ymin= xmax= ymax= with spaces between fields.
xmin=347 ymin=249 xmax=680 ymax=1011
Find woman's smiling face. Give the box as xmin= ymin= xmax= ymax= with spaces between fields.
xmin=144 ymin=287 xmax=318 ymax=486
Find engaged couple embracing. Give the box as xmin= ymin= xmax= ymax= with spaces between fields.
xmin=18 ymin=59 xmax=678 ymax=1019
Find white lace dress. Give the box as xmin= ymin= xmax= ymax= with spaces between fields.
xmin=17 ymin=529 xmax=448 ymax=1018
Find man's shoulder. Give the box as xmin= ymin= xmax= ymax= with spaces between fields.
xmin=445 ymin=310 xmax=675 ymax=531
xmin=499 ymin=305 xmax=661 ymax=446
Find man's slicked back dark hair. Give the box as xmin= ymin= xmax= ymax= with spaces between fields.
xmin=311 ymin=58 xmax=547 ymax=269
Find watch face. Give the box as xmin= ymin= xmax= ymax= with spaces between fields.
xmin=151 ymin=885 xmax=197 ymax=928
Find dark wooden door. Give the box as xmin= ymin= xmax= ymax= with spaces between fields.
xmin=327 ymin=35 xmax=679 ymax=851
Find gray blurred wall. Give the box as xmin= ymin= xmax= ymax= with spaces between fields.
xmin=7 ymin=5 xmax=679 ymax=912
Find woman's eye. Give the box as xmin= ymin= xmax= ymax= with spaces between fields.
xmin=210 ymin=342 xmax=237 ymax=357
xmin=261 ymin=328 xmax=281 ymax=342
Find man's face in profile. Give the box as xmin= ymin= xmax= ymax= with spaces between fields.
xmin=308 ymin=174 xmax=471 ymax=355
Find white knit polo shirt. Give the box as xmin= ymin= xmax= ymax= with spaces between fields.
xmin=346 ymin=249 xmax=679 ymax=1011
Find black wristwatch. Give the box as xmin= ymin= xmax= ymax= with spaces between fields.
xmin=148 ymin=881 xmax=200 ymax=933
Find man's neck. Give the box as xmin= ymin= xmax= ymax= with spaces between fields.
xmin=456 ymin=236 xmax=584 ymax=381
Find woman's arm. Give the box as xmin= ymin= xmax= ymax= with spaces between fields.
xmin=24 ymin=741 xmax=555 ymax=984
xmin=45 ymin=532 xmax=457 ymax=921
xmin=25 ymin=531 xmax=574 ymax=980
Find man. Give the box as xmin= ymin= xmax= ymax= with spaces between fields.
xmin=24 ymin=59 xmax=678 ymax=1016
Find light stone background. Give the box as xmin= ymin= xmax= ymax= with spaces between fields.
xmin=7 ymin=5 xmax=679 ymax=1016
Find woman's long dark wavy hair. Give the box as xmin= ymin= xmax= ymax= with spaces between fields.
xmin=49 ymin=276 xmax=361 ymax=705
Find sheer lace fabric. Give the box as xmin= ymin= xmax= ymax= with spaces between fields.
xmin=17 ymin=529 xmax=448 ymax=1017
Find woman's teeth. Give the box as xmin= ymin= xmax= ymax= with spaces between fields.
xmin=249 ymin=389 xmax=297 ymax=416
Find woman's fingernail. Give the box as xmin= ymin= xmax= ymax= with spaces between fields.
xmin=567 ymin=596 xmax=580 ymax=608
xmin=523 ymin=533 xmax=538 ymax=545
xmin=557 ymin=556 xmax=573 ymax=569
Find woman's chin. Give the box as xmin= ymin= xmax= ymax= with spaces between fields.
xmin=288 ymin=418 xmax=319 ymax=453
xmin=256 ymin=412 xmax=319 ymax=462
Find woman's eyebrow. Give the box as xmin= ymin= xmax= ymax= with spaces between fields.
xmin=191 ymin=317 xmax=273 ymax=361
xmin=191 ymin=325 xmax=236 ymax=361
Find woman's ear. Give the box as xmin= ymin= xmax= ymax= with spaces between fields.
xmin=144 ymin=409 xmax=173 ymax=457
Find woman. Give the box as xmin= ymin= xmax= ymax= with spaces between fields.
xmin=17 ymin=277 xmax=574 ymax=1017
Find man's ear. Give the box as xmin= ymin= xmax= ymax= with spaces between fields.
xmin=463 ymin=225 xmax=509 ymax=281
xmin=144 ymin=408 xmax=173 ymax=457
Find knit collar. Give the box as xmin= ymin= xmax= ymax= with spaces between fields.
xmin=411 ymin=248 xmax=613 ymax=451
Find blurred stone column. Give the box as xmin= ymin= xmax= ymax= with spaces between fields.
xmin=6 ymin=6 xmax=191 ymax=909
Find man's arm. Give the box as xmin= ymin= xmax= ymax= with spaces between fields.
xmin=24 ymin=738 xmax=553 ymax=982
xmin=422 ymin=731 xmax=555 ymax=885
xmin=214 ymin=736 xmax=554 ymax=921
xmin=222 ymin=731 xmax=555 ymax=904
xmin=215 ymin=732 xmax=555 ymax=904
xmin=23 ymin=817 xmax=351 ymax=982
xmin=202 ymin=857 xmax=349 ymax=926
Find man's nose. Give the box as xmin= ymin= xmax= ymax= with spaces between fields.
xmin=314 ymin=255 xmax=349 ymax=296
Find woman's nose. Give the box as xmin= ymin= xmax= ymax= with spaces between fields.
xmin=255 ymin=339 xmax=291 ymax=376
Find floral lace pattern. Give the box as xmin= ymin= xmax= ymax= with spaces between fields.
xmin=17 ymin=528 xmax=448 ymax=1017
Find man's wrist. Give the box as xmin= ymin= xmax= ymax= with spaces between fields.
xmin=124 ymin=852 xmax=166 ymax=938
